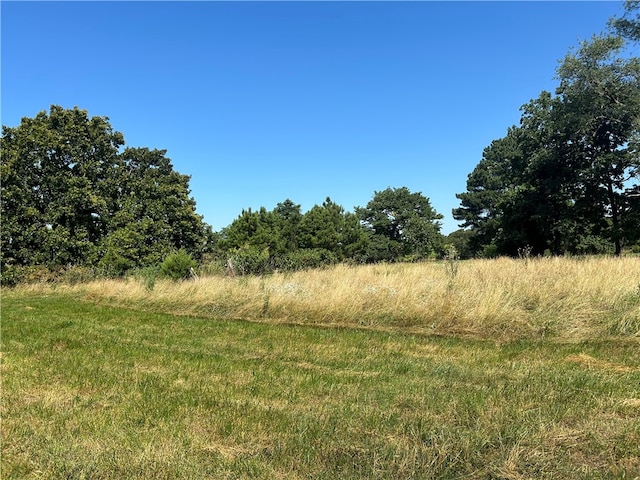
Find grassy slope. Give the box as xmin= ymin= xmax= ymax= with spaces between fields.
xmin=3 ymin=289 xmax=640 ymax=479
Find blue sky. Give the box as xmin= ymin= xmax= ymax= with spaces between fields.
xmin=1 ymin=1 xmax=625 ymax=234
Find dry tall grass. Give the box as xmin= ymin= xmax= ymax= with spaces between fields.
xmin=22 ymin=256 xmax=640 ymax=342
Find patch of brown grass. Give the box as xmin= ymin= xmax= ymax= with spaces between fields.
xmin=16 ymin=256 xmax=640 ymax=342
xmin=565 ymin=353 xmax=638 ymax=373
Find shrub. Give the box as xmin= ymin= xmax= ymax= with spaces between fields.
xmin=276 ymin=248 xmax=338 ymax=272
xmin=133 ymin=265 xmax=160 ymax=290
xmin=226 ymin=246 xmax=273 ymax=276
xmin=482 ymin=244 xmax=499 ymax=259
xmin=160 ymin=250 xmax=197 ymax=281
xmin=574 ymin=235 xmax=614 ymax=255
xmin=0 ymin=264 xmax=98 ymax=286
xmin=59 ymin=265 xmax=97 ymax=285
xmin=97 ymin=249 xmax=134 ymax=277
xmin=1 ymin=264 xmax=28 ymax=287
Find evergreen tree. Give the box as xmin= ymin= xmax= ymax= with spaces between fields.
xmin=454 ymin=8 xmax=640 ymax=256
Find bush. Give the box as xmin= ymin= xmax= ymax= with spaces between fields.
xmin=97 ymin=249 xmax=134 ymax=277
xmin=1 ymin=264 xmax=28 ymax=287
xmin=0 ymin=264 xmax=99 ymax=286
xmin=276 ymin=248 xmax=338 ymax=272
xmin=225 ymin=246 xmax=271 ymax=276
xmin=133 ymin=265 xmax=160 ymax=290
xmin=482 ymin=244 xmax=499 ymax=259
xmin=574 ymin=235 xmax=614 ymax=255
xmin=160 ymin=250 xmax=197 ymax=281
xmin=59 ymin=265 xmax=97 ymax=284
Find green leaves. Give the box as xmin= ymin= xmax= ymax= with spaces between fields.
xmin=215 ymin=189 xmax=444 ymax=272
xmin=1 ymin=106 xmax=123 ymax=270
xmin=609 ymin=1 xmax=640 ymax=42
xmin=454 ymin=11 xmax=640 ymax=257
xmin=356 ymin=187 xmax=443 ymax=261
xmin=103 ymin=147 xmax=208 ymax=267
xmin=1 ymin=106 xmax=210 ymax=278
xmin=160 ymin=250 xmax=196 ymax=281
xmin=217 ymin=197 xmax=370 ymax=273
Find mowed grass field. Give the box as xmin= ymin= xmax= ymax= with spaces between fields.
xmin=2 ymin=257 xmax=640 ymax=479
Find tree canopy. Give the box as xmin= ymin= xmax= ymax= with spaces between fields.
xmin=6 ymin=2 xmax=636 ymax=281
xmin=1 ymin=107 xmax=444 ymax=280
xmin=214 ymin=188 xmax=444 ymax=274
xmin=1 ymin=105 xmax=211 ymax=279
xmin=454 ymin=3 xmax=640 ymax=257
xmin=356 ymin=187 xmax=443 ymax=261
xmin=216 ymin=187 xmax=442 ymax=272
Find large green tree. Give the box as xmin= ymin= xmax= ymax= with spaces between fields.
xmin=454 ymin=12 xmax=640 ymax=256
xmin=356 ymin=187 xmax=443 ymax=261
xmin=298 ymin=197 xmax=368 ymax=260
xmin=1 ymin=105 xmax=210 ymax=275
xmin=555 ymin=34 xmax=640 ymax=255
xmin=454 ymin=93 xmax=597 ymax=256
xmin=1 ymin=106 xmax=123 ymax=267
xmin=218 ymin=207 xmax=281 ymax=254
xmin=217 ymin=197 xmax=369 ymax=273
xmin=98 ymin=146 xmax=210 ymax=272
xmin=273 ymin=199 xmax=303 ymax=253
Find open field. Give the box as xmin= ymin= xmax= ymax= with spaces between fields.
xmin=3 ymin=257 xmax=640 ymax=478
xmin=17 ymin=256 xmax=640 ymax=342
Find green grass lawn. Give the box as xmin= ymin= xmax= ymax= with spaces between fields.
xmin=2 ymin=292 xmax=640 ymax=479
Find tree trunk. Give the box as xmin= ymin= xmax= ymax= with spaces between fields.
xmin=607 ymin=182 xmax=622 ymax=256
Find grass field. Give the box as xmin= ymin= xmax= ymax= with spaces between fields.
xmin=18 ymin=256 xmax=640 ymax=341
xmin=2 ymin=257 xmax=640 ymax=478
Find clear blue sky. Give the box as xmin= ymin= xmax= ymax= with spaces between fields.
xmin=1 ymin=1 xmax=625 ymax=234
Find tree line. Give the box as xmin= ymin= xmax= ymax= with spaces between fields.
xmin=214 ymin=189 xmax=443 ymax=275
xmin=0 ymin=104 xmax=444 ymax=281
xmin=2 ymin=2 xmax=639 ymax=283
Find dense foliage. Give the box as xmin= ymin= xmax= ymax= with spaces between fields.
xmin=1 ymin=107 xmax=444 ymax=280
xmin=356 ymin=187 xmax=443 ymax=262
xmin=453 ymin=2 xmax=640 ymax=257
xmin=1 ymin=106 xmax=212 ymax=283
xmin=214 ymin=189 xmax=444 ymax=274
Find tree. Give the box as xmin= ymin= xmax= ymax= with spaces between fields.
xmin=1 ymin=106 xmax=123 ymax=268
xmin=356 ymin=187 xmax=443 ymax=261
xmin=453 ymin=127 xmax=528 ymax=256
xmin=454 ymin=22 xmax=640 ymax=257
xmin=1 ymin=105 xmax=211 ymax=276
xmin=298 ymin=197 xmax=368 ymax=260
xmin=444 ymin=229 xmax=476 ymax=260
xmin=610 ymin=0 xmax=640 ymax=42
xmin=554 ymin=34 xmax=640 ymax=255
xmin=273 ymin=199 xmax=303 ymax=253
xmin=215 ymin=197 xmax=368 ymax=273
xmin=100 ymin=146 xmax=209 ymax=269
xmin=217 ymin=201 xmax=298 ymax=274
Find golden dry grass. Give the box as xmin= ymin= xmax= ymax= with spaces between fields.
xmin=19 ymin=256 xmax=640 ymax=342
